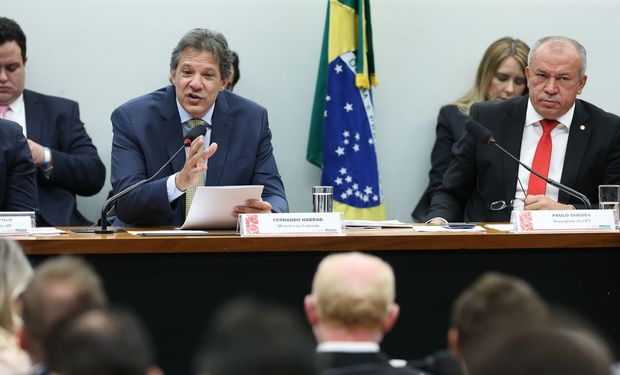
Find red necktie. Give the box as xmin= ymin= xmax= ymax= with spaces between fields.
xmin=527 ymin=119 xmax=560 ymax=196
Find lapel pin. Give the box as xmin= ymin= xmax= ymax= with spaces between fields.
xmin=579 ymin=124 xmax=586 ymax=131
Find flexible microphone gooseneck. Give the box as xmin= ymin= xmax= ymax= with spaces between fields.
xmin=465 ymin=119 xmax=591 ymax=209
xmin=85 ymin=124 xmax=208 ymax=234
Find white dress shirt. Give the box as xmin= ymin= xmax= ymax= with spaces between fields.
xmin=2 ymin=94 xmax=27 ymax=136
xmin=316 ymin=341 xmax=380 ymax=353
xmin=515 ymin=99 xmax=576 ymax=203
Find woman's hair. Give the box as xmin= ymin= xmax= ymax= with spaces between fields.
xmin=0 ymin=239 xmax=33 ymax=333
xmin=455 ymin=37 xmax=530 ymax=115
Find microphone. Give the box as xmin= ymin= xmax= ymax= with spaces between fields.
xmin=465 ymin=119 xmax=591 ymax=208
xmin=79 ymin=124 xmax=207 ymax=234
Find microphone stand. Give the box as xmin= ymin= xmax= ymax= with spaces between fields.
xmin=490 ymin=140 xmax=592 ymax=208
xmin=92 ymin=145 xmax=187 ymax=234
xmin=76 ymin=123 xmax=207 ymax=234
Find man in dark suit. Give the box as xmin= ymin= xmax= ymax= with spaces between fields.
xmin=0 ymin=118 xmax=37 ymax=211
xmin=304 ymin=252 xmax=426 ymax=375
xmin=427 ymin=36 xmax=620 ymax=222
xmin=0 ymin=17 xmax=106 ymax=226
xmin=111 ymin=28 xmax=287 ymax=226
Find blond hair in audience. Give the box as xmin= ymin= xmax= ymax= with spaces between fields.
xmin=0 ymin=239 xmax=32 ymax=334
xmin=311 ymin=252 xmax=395 ymax=330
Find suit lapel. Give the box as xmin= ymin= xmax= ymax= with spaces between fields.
xmin=500 ymin=96 xmax=528 ymax=200
xmin=23 ymin=90 xmax=45 ymax=143
xmin=160 ymin=86 xmax=185 ymax=173
xmin=559 ymin=100 xmax=591 ymax=202
xmin=206 ymin=92 xmax=233 ymax=186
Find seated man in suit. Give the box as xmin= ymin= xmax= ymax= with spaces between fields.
xmin=304 ymin=252 xmax=425 ymax=375
xmin=111 ymin=28 xmax=288 ymax=226
xmin=0 ymin=118 xmax=37 ymax=211
xmin=427 ymin=36 xmax=620 ymax=223
xmin=0 ymin=17 xmax=106 ymax=226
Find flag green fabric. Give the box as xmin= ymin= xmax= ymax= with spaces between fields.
xmin=306 ymin=0 xmax=385 ymax=220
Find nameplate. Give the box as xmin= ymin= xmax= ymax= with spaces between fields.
xmin=238 ymin=213 xmax=342 ymax=235
xmin=0 ymin=211 xmax=35 ymax=236
xmin=511 ymin=209 xmax=616 ymax=232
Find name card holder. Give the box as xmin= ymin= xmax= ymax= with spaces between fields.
xmin=0 ymin=211 xmax=36 ymax=236
xmin=511 ymin=209 xmax=616 ymax=232
xmin=238 ymin=212 xmax=342 ymax=235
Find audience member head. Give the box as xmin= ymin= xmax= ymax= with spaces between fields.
xmin=468 ymin=326 xmax=613 ymax=375
xmin=46 ymin=307 xmax=161 ymax=375
xmin=456 ymin=37 xmax=529 ymax=114
xmin=304 ymin=252 xmax=399 ymax=343
xmin=226 ymin=51 xmax=240 ymax=91
xmin=22 ymin=255 xmax=107 ymax=364
xmin=526 ymin=35 xmax=587 ymax=120
xmin=0 ymin=16 xmax=27 ymax=105
xmin=194 ymin=297 xmax=317 ymax=375
xmin=169 ymin=28 xmax=234 ymax=118
xmin=448 ymin=272 xmax=548 ymax=368
xmin=0 ymin=239 xmax=32 ymax=334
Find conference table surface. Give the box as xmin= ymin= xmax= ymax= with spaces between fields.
xmin=15 ymin=226 xmax=620 ymax=375
xmin=17 ymin=225 xmax=620 ymax=254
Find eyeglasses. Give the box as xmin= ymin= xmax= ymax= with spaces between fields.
xmin=488 ymin=199 xmax=524 ymax=211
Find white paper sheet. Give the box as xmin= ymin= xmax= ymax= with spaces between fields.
xmin=181 ymin=185 xmax=263 ymax=229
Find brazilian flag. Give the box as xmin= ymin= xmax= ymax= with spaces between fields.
xmin=306 ymin=0 xmax=386 ymax=220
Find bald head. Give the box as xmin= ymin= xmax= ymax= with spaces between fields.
xmin=310 ymin=252 xmax=396 ymax=330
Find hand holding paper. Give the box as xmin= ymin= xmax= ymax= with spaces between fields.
xmin=233 ymin=199 xmax=272 ymax=216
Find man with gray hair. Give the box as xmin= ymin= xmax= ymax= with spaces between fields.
xmin=111 ymin=28 xmax=287 ymax=226
xmin=427 ymin=36 xmax=620 ymax=222
xmin=304 ymin=252 xmax=425 ymax=375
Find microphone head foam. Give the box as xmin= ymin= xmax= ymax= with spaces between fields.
xmin=184 ymin=124 xmax=207 ymax=146
xmin=465 ymin=119 xmax=494 ymax=144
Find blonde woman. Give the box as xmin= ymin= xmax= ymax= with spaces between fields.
xmin=0 ymin=239 xmax=33 ymax=374
xmin=413 ymin=37 xmax=530 ymax=221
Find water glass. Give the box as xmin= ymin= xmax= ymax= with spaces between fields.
xmin=598 ymin=184 xmax=620 ymax=228
xmin=312 ymin=186 xmax=333 ymax=213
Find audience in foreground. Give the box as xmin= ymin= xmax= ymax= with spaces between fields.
xmin=194 ymin=297 xmax=317 ymax=375
xmin=410 ymin=272 xmax=549 ymax=375
xmin=304 ymin=252 xmax=426 ymax=375
xmin=22 ymin=256 xmax=107 ymax=375
xmin=468 ymin=325 xmax=613 ymax=375
xmin=0 ymin=239 xmax=33 ymax=374
xmin=46 ymin=307 xmax=162 ymax=375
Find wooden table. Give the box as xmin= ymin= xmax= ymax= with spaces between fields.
xmin=18 ymin=227 xmax=620 ymax=374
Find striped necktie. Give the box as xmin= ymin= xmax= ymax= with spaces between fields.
xmin=185 ymin=118 xmax=207 ymax=217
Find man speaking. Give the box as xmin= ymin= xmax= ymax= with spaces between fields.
xmin=111 ymin=28 xmax=287 ymax=226
xmin=427 ymin=36 xmax=620 ymax=223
